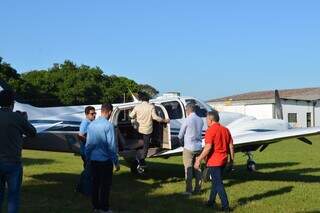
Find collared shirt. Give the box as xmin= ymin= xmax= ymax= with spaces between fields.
xmin=85 ymin=117 xmax=118 ymax=165
xmin=0 ymin=109 xmax=36 ymax=163
xmin=79 ymin=118 xmax=91 ymax=156
xmin=205 ymin=123 xmax=233 ymax=167
xmin=129 ymin=101 xmax=163 ymax=135
xmin=178 ymin=112 xmax=204 ymax=152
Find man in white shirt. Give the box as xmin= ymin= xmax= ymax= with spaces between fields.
xmin=178 ymin=102 xmax=204 ymax=195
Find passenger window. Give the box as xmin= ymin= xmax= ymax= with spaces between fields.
xmin=117 ymin=109 xmax=131 ymax=123
xmin=185 ymin=99 xmax=208 ymax=117
xmin=161 ymin=101 xmax=183 ymax=119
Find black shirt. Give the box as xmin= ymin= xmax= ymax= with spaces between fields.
xmin=0 ymin=109 xmax=36 ymax=163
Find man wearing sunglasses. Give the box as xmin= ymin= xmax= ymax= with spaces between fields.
xmin=78 ymin=106 xmax=96 ymax=168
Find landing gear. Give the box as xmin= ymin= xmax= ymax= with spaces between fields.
xmin=246 ymin=152 xmax=257 ymax=172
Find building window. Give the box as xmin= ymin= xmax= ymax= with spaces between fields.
xmin=288 ymin=113 xmax=297 ymax=123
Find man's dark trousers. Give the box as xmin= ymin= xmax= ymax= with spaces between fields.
xmin=208 ymin=166 xmax=229 ymax=210
xmin=138 ymin=133 xmax=152 ymax=164
xmin=91 ymin=160 xmax=113 ymax=211
xmin=0 ymin=162 xmax=23 ymax=213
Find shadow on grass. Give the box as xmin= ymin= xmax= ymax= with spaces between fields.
xmin=22 ymin=173 xmax=90 ymax=213
xmin=21 ymin=160 xmax=320 ymax=213
xmin=22 ymin=157 xmax=56 ymax=166
xmin=26 ymin=171 xmax=209 ymax=213
xmin=225 ymin=163 xmax=320 ymax=187
xmin=236 ymin=186 xmax=294 ymax=207
xmin=130 ymin=161 xmax=320 ymax=185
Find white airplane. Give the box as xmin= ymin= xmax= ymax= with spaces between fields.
xmin=1 ymin=80 xmax=319 ymax=173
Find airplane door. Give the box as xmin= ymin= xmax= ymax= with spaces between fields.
xmin=154 ymin=104 xmax=172 ymax=149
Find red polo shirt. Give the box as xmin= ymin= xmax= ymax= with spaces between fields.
xmin=205 ymin=123 xmax=233 ymax=167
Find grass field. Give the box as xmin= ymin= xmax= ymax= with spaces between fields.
xmin=11 ymin=136 xmax=320 ymax=212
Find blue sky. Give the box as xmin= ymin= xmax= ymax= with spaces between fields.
xmin=1 ymin=1 xmax=319 ymax=100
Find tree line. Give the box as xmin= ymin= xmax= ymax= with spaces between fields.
xmin=0 ymin=57 xmax=158 ymax=107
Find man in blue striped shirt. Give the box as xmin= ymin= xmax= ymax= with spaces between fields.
xmin=178 ymin=102 xmax=204 ymax=195
xmin=86 ymin=103 xmax=120 ymax=213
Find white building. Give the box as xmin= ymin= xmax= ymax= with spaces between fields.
xmin=207 ymin=88 xmax=320 ymax=128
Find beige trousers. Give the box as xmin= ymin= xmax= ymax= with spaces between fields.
xmin=183 ymin=148 xmax=202 ymax=193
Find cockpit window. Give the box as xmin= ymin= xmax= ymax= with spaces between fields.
xmin=185 ymin=99 xmax=208 ymax=117
xmin=161 ymin=101 xmax=183 ymax=119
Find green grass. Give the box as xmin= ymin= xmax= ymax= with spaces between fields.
xmin=11 ymin=136 xmax=320 ymax=212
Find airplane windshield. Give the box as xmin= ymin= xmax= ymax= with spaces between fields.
xmin=185 ymin=99 xmax=209 ymax=117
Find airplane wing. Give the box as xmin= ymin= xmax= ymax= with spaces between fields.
xmin=153 ymin=147 xmax=184 ymax=157
xmin=32 ymin=122 xmax=63 ymax=133
xmin=234 ymin=127 xmax=320 ymax=148
xmin=154 ymin=127 xmax=320 ymax=157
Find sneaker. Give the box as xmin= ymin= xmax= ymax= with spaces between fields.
xmin=92 ymin=209 xmax=100 ymax=213
xmin=137 ymin=164 xmax=145 ymax=174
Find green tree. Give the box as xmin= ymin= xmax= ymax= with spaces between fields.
xmin=1 ymin=58 xmax=159 ymax=106
xmin=0 ymin=57 xmax=37 ymax=103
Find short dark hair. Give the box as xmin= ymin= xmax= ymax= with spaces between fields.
xmin=138 ymin=91 xmax=149 ymax=102
xmin=186 ymin=103 xmax=196 ymax=112
xmin=85 ymin=106 xmax=95 ymax=115
xmin=101 ymin=103 xmax=113 ymax=112
xmin=207 ymin=110 xmax=220 ymax=122
xmin=0 ymin=89 xmax=15 ymax=107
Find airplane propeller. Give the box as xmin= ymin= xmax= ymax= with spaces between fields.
xmin=275 ymin=89 xmax=284 ymax=120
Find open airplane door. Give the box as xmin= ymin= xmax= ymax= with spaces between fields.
xmin=154 ymin=104 xmax=171 ymax=149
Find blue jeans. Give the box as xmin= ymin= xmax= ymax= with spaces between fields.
xmin=208 ymin=166 xmax=229 ymax=209
xmin=0 ymin=162 xmax=23 ymax=213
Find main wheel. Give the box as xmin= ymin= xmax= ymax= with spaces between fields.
xmin=247 ymin=160 xmax=256 ymax=172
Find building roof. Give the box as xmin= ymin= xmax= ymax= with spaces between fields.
xmin=207 ymin=87 xmax=320 ymax=103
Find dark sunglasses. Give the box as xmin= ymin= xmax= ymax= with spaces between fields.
xmin=89 ymin=112 xmax=97 ymax=115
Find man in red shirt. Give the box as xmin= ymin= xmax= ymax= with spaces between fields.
xmin=195 ymin=110 xmax=234 ymax=212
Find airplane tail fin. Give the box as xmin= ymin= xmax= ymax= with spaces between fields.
xmin=275 ymin=89 xmax=284 ymax=120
